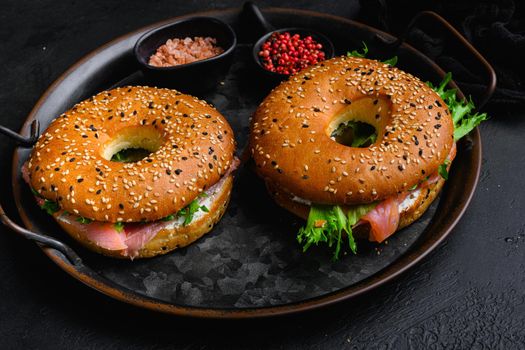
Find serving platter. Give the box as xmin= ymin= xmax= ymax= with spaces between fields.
xmin=7 ymin=7 xmax=489 ymax=318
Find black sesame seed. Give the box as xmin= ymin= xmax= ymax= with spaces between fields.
xmin=208 ymin=147 xmax=214 ymax=155
xmin=272 ymin=118 xmax=278 ymax=122
xmin=302 ymin=124 xmax=309 ymax=128
xmin=419 ymin=149 xmax=423 ymax=156
xmin=119 ymin=203 xmax=124 ymax=209
xmin=172 ymin=144 xmax=178 ymax=148
xmin=148 ymin=102 xmax=154 ymax=109
xmin=69 ymin=158 xmax=76 ymax=162
xmin=428 ymin=105 xmax=433 ymax=109
xmin=208 ymin=163 xmax=213 ymax=169
xmin=398 ymin=165 xmax=404 ymax=171
xmin=146 ymin=158 xmax=153 ymax=163
xmin=277 ymin=168 xmax=283 ymax=174
xmin=313 ymin=107 xmax=321 ymax=112
xmin=181 ymin=157 xmax=187 ymax=161
xmin=96 ymin=189 xmax=101 ymax=195
xmin=436 ymin=112 xmax=442 ymax=120
xmin=302 ymin=175 xmax=309 ymax=180
xmin=375 ymin=114 xmax=380 ymax=119
xmin=271 ymin=161 xmax=277 ymax=166
xmin=370 ymin=166 xmax=376 ymax=170
xmin=434 ymin=124 xmax=442 ymax=129
xmin=217 ymin=134 xmax=223 ymax=140
xmin=413 ymin=135 xmax=419 ymax=145
xmin=202 ymin=132 xmax=208 ymax=135
xmin=436 ymin=100 xmax=442 ymax=107
xmin=344 ymin=98 xmax=352 ymax=104
xmin=82 ymin=135 xmax=88 ymax=138
xmin=373 ymin=100 xmax=378 ymax=105
xmin=108 ymin=116 xmax=114 ymax=120
xmin=54 ymin=167 xmax=60 ymax=171
xmin=166 ymin=169 xmax=171 ymax=175
xmin=77 ymin=178 xmax=84 ymax=183
xmin=174 ymin=169 xmax=182 ymax=175
xmin=120 ymin=112 xmax=125 ymax=117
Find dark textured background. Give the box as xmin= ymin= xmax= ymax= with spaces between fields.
xmin=0 ymin=0 xmax=524 ymax=349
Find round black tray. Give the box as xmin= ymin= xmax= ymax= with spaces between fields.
xmin=7 ymin=7 xmax=488 ymax=318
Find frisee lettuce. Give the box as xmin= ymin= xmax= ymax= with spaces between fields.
xmin=347 ymin=42 xmax=398 ymax=66
xmin=427 ymin=72 xmax=488 ymax=141
xmin=297 ymin=203 xmax=376 ymax=260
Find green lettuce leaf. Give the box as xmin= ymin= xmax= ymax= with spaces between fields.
xmin=114 ymin=222 xmax=125 ymax=233
xmin=177 ymin=199 xmax=209 ymax=226
xmin=297 ymin=203 xmax=376 ymax=260
xmin=346 ymin=42 xmax=397 ymax=66
xmin=427 ymin=72 xmax=488 ymax=141
xmin=41 ymin=200 xmax=59 ymax=215
xmin=331 ymin=121 xmax=377 ymax=148
xmin=347 ymin=42 xmax=369 ymax=58
xmin=382 ymin=55 xmax=398 ymax=66
xmin=76 ymin=216 xmax=93 ymax=224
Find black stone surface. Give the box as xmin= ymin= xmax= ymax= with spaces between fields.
xmin=0 ymin=1 xmax=524 ymax=349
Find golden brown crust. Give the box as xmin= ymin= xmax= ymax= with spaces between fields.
xmin=249 ymin=56 xmax=453 ymax=205
xmin=26 ymin=86 xmax=236 ymax=223
xmin=55 ymin=175 xmax=233 ymax=259
xmin=267 ymin=175 xmax=445 ymax=240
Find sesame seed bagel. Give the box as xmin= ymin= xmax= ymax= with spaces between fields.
xmin=26 ymin=86 xmax=236 ymax=223
xmin=249 ymin=56 xmax=454 ymax=205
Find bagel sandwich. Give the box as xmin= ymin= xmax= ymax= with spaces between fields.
xmin=22 ymin=86 xmax=238 ymax=259
xmin=249 ymin=55 xmax=487 ymax=259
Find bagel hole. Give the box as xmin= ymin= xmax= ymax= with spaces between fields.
xmin=101 ymin=127 xmax=162 ymax=163
xmin=327 ymin=97 xmax=388 ymax=148
xmin=330 ymin=121 xmax=377 ymax=148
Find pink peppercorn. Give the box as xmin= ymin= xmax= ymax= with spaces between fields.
xmin=258 ymin=32 xmax=326 ymax=75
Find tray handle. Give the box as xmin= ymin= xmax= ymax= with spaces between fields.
xmin=375 ymin=11 xmax=497 ymax=110
xmin=0 ymin=205 xmax=82 ymax=265
xmin=0 ymin=120 xmax=40 ymax=147
xmin=0 ymin=120 xmax=82 ymax=265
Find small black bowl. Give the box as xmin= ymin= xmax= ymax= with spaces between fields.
xmin=252 ymin=27 xmax=335 ymax=81
xmin=134 ymin=17 xmax=237 ymax=94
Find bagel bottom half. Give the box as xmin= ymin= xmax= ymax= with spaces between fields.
xmin=54 ymin=175 xmax=233 ymax=259
xmin=266 ymin=177 xmax=445 ymax=241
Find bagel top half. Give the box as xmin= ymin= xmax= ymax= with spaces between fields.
xmin=249 ymin=56 xmax=454 ymax=205
xmin=26 ymin=86 xmax=236 ymax=223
